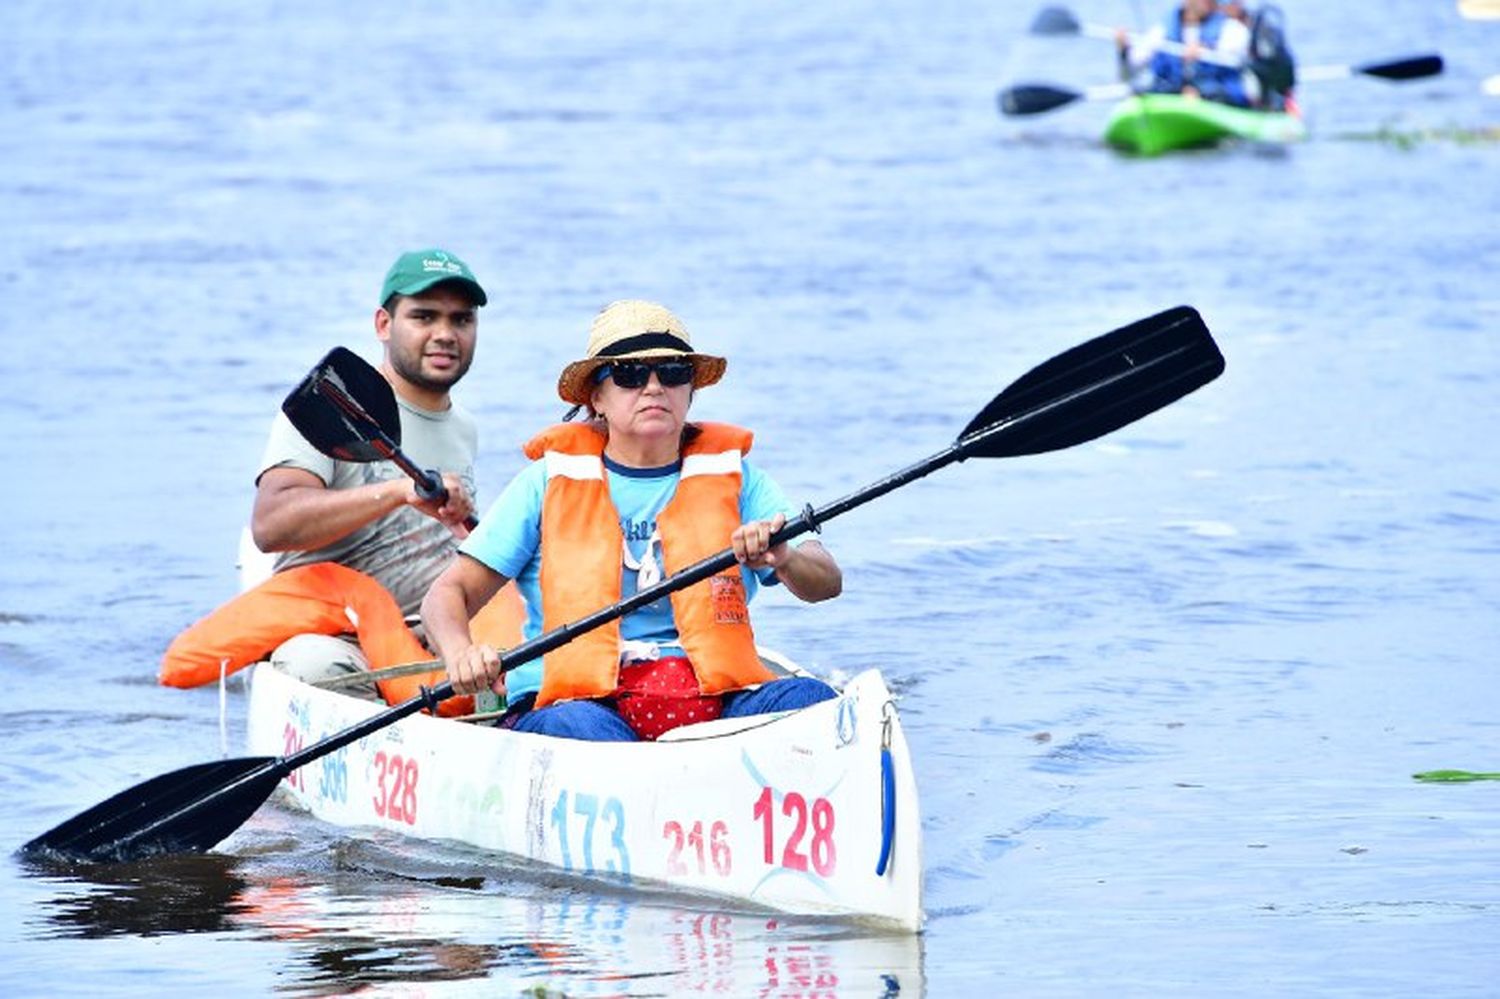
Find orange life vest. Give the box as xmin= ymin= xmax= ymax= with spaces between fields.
xmin=523 ymin=421 xmax=776 ymax=708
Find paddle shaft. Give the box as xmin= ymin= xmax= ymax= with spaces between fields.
xmin=1113 ymin=30 xmax=1441 ymax=82
xmin=220 ymin=309 xmax=1224 ymax=771
xmin=313 ymin=375 xmax=479 ymax=531
xmin=1058 ymin=13 xmax=1441 ymax=81
xmin=312 ymin=659 xmax=443 ymax=689
xmin=23 ymin=306 xmax=1222 ymax=862
xmin=1000 ymin=51 xmax=1440 ymax=117
xmin=1074 ymin=20 xmax=1244 ymax=70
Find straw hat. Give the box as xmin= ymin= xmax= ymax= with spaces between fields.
xmin=557 ymin=300 xmax=727 ymax=406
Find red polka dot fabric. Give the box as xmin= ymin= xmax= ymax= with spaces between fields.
xmin=615 ymin=656 xmax=722 ymax=741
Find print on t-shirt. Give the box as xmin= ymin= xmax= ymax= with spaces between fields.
xmin=621 ymin=518 xmax=667 ymax=605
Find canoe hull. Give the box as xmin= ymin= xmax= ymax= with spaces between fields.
xmin=245 ymin=660 xmax=924 ymax=931
xmin=1104 ymin=93 xmax=1306 ymax=155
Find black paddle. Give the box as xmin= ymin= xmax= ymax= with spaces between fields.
xmin=281 ymin=346 xmax=478 ymax=530
xmin=999 ymin=49 xmax=1443 ymax=118
xmin=1029 ymin=3 xmax=1444 ymax=82
xmin=1029 ymin=4 xmax=1247 ymax=69
xmin=999 ymin=82 xmax=1132 ymax=117
xmin=1029 ymin=4 xmax=1087 ymax=37
xmin=1296 ymin=55 xmax=1445 ymax=83
xmin=20 ymin=305 xmax=1224 ymax=863
xmin=1015 ymin=4 xmax=1442 ymax=117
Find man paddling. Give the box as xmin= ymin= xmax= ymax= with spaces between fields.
xmin=159 ymin=248 xmax=515 ymax=716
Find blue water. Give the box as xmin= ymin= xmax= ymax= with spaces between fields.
xmin=3 ymin=0 xmax=1498 ymax=995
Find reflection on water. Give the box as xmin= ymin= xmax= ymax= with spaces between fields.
xmin=25 ymin=853 xmax=250 ymax=938
xmin=22 ymin=843 xmax=923 ymax=997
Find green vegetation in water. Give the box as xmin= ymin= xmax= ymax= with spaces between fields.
xmin=1341 ymin=123 xmax=1500 ymax=150
xmin=1412 ymin=769 xmax=1500 ymax=782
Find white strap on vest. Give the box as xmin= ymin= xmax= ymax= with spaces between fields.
xmin=681 ymin=449 xmax=741 ymax=478
xmin=543 ymin=451 xmax=604 ymax=481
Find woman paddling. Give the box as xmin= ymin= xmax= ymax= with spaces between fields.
xmin=422 ymin=299 xmax=841 ymax=741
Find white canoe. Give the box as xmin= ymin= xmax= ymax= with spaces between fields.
xmin=245 ymin=653 xmax=924 ymax=932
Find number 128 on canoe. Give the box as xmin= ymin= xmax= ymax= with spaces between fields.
xmin=754 ymin=786 xmax=837 ymax=877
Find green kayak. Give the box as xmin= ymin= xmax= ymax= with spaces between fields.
xmin=1104 ymin=93 xmax=1306 ymax=155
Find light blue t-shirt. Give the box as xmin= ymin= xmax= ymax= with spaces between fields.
xmin=460 ymin=454 xmax=795 ymax=699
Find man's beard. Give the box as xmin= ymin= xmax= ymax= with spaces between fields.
xmin=391 ymin=346 xmax=471 ymax=394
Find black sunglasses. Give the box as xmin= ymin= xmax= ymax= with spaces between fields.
xmin=597 ymin=359 xmax=695 ymax=389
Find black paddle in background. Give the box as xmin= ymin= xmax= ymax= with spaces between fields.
xmin=999 ymin=53 xmax=1444 ymax=117
xmin=281 ymin=346 xmax=478 ymax=530
xmin=1028 ymin=3 xmax=1444 ymax=79
xmin=1295 ymin=55 xmax=1445 ymax=83
xmin=1006 ymin=4 xmax=1444 ymax=117
xmin=999 ymin=82 xmax=1132 ymax=117
xmin=20 ymin=305 xmax=1224 ymax=864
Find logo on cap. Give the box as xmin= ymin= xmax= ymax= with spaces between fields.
xmin=423 ymin=255 xmax=464 ymax=274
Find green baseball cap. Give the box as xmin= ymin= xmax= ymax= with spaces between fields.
xmin=379 ymin=248 xmax=487 ymax=307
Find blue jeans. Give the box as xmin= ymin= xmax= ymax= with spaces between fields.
xmin=513 ymin=676 xmax=837 ymax=742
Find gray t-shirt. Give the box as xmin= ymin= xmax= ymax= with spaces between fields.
xmin=258 ymin=396 xmax=478 ymax=616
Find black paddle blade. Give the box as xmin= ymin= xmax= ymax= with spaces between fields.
xmin=281 ymin=346 xmax=402 ymax=462
xmin=1361 ymin=54 xmax=1443 ymax=81
xmin=998 ymin=84 xmax=1082 ymax=117
xmin=1029 ymin=5 xmax=1081 ymax=35
xmin=19 ymin=757 xmax=282 ymax=863
xmin=958 ymin=306 xmax=1223 ymax=459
